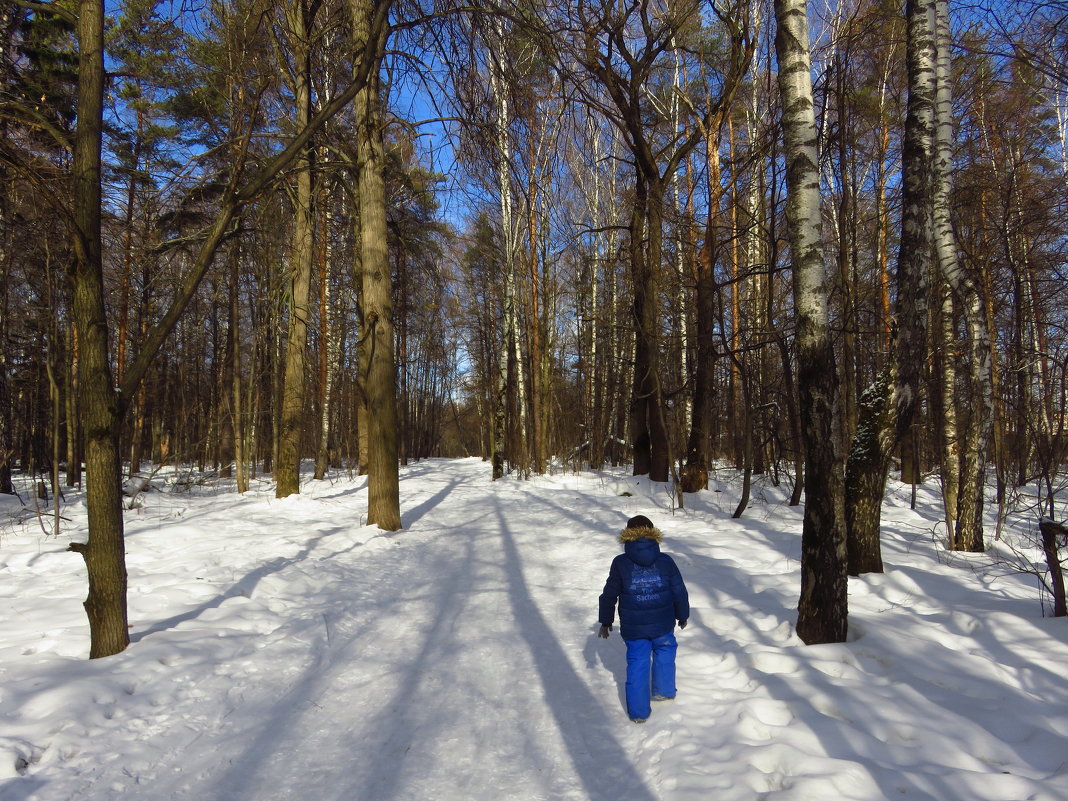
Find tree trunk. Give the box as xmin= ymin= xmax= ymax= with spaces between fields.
xmin=488 ymin=16 xmax=517 ymax=480
xmin=314 ymin=181 xmax=333 ymax=481
xmin=276 ymin=2 xmax=315 ymax=499
xmin=629 ymin=176 xmax=670 ymax=483
xmin=0 ymin=189 xmax=12 ymax=495
xmin=350 ymin=202 xmax=369 ymax=477
xmin=1039 ymin=519 xmax=1067 ymax=617
xmin=934 ymin=286 xmax=959 ymax=540
xmin=66 ymin=326 xmax=81 ymax=487
xmin=526 ymin=130 xmax=545 ymax=475
xmin=934 ymin=0 xmax=989 ymax=553
xmin=845 ymin=0 xmax=935 ymax=573
xmin=775 ymin=0 xmax=848 ymax=644
xmin=218 ymin=274 xmax=236 ymax=479
xmin=231 ymin=253 xmax=249 ymax=494
xmin=353 ymin=0 xmax=400 ymax=530
xmin=68 ymin=0 xmax=129 ymax=659
xmin=683 ymin=119 xmax=725 ymax=494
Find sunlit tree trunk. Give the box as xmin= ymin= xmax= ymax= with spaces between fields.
xmin=218 ymin=275 xmax=236 ymax=479
xmin=934 ymin=285 xmax=959 ymax=539
xmin=67 ymin=0 xmax=130 ymax=659
xmin=526 ymin=122 xmax=545 ymax=475
xmin=314 ymin=181 xmax=334 ymax=481
xmin=934 ymin=0 xmax=990 ymax=552
xmin=231 ymin=250 xmax=249 ymax=494
xmin=488 ymin=18 xmax=516 ymax=480
xmin=683 ymin=114 xmax=728 ymax=493
xmin=775 ymin=0 xmax=847 ymax=644
xmin=276 ymin=1 xmax=316 ymax=499
xmin=352 ymin=0 xmax=399 ymax=529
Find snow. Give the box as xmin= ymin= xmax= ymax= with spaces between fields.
xmin=1 ymin=458 xmax=1066 ymax=801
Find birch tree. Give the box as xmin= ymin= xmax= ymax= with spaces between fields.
xmin=487 ymin=14 xmax=522 ymax=480
xmin=933 ymin=0 xmax=991 ymax=551
xmin=774 ymin=0 xmax=848 ymax=643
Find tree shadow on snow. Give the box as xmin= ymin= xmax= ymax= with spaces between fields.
xmin=199 ymin=529 xmax=483 ymax=801
xmin=130 ymin=526 xmax=355 ymax=643
xmin=494 ymin=500 xmax=662 ymax=801
xmin=582 ymin=628 xmax=628 ymax=712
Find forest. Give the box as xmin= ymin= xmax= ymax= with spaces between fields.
xmin=1 ymin=0 xmax=1066 ymax=657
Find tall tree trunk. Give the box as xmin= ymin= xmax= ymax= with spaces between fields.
xmin=0 ymin=187 xmax=13 ymax=495
xmin=629 ymin=176 xmax=670 ymax=483
xmin=315 ymin=182 xmax=334 ymax=480
xmin=488 ymin=16 xmax=517 ymax=480
xmin=933 ymin=0 xmax=990 ymax=552
xmin=350 ymin=203 xmax=369 ymax=476
xmin=231 ymin=251 xmax=249 ymax=494
xmin=353 ymin=0 xmax=400 ymax=530
xmin=526 ymin=127 xmax=545 ymax=475
xmin=775 ymin=0 xmax=848 ymax=644
xmin=682 ymin=223 xmax=716 ymax=493
xmin=934 ymin=285 xmax=959 ymax=539
xmin=845 ymin=0 xmax=935 ymax=574
xmin=276 ymin=2 xmax=315 ymax=499
xmin=67 ymin=0 xmax=129 ymax=659
xmin=834 ymin=49 xmax=859 ymax=443
xmin=218 ymin=283 xmax=235 ymax=479
xmin=66 ymin=326 xmax=81 ymax=487
xmin=683 ymin=119 xmax=725 ymax=493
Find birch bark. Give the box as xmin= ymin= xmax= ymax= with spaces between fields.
xmin=933 ymin=0 xmax=990 ymax=551
xmin=774 ymin=0 xmax=848 ymax=643
xmin=489 ymin=16 xmax=518 ymax=480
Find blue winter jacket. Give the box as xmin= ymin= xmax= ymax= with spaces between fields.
xmin=598 ymin=527 xmax=689 ymax=641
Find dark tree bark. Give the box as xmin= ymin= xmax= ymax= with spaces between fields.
xmin=67 ymin=0 xmax=130 ymax=659
xmin=0 ymin=187 xmax=13 ymax=495
xmin=845 ymin=0 xmax=935 ymax=574
xmin=276 ymin=0 xmax=317 ymax=499
xmin=352 ymin=0 xmax=400 ymax=530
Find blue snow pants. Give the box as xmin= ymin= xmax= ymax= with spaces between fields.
xmin=624 ymin=632 xmax=678 ymax=720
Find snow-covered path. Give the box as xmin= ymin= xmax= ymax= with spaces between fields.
xmin=2 ymin=458 xmax=1068 ymax=801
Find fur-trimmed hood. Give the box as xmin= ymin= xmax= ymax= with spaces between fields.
xmin=618 ymin=525 xmax=663 ymax=544
xmin=620 ymin=526 xmax=663 ymax=567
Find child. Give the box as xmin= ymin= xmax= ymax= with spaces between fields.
xmin=598 ymin=515 xmax=690 ymax=723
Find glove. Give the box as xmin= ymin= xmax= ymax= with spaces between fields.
xmin=598 ymin=624 xmax=612 ymax=639
xmin=678 ymin=619 xmax=688 ymax=630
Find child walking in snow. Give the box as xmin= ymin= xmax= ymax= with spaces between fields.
xmin=598 ymin=515 xmax=690 ymax=723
